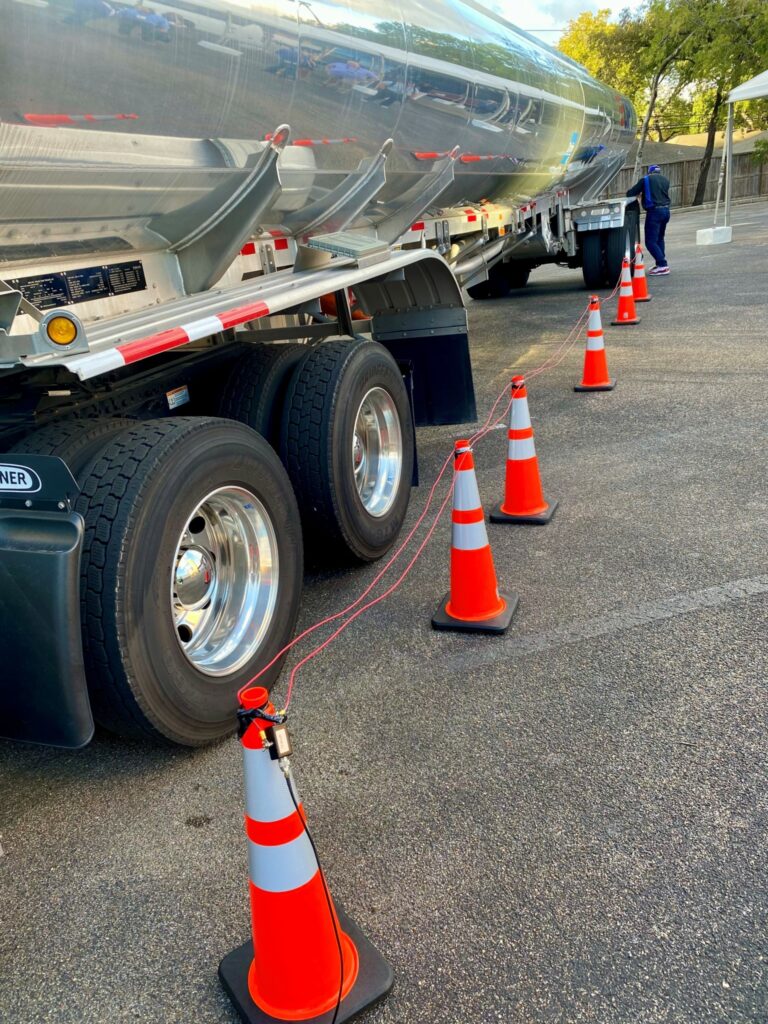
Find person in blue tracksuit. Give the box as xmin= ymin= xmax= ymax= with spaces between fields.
xmin=626 ymin=164 xmax=671 ymax=275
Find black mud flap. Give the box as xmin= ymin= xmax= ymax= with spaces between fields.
xmin=378 ymin=331 xmax=477 ymax=427
xmin=0 ymin=456 xmax=93 ymax=748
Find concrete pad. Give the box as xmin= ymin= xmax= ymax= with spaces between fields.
xmin=696 ymin=225 xmax=733 ymax=245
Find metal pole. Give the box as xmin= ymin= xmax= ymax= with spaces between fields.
xmin=724 ymin=103 xmax=734 ymax=227
xmin=713 ymin=155 xmax=725 ymax=224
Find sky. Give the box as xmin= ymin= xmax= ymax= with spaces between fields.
xmin=487 ymin=0 xmax=646 ymax=42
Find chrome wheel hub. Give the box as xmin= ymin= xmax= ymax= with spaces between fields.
xmin=352 ymin=386 xmax=403 ymax=518
xmin=171 ymin=486 xmax=279 ymax=677
xmin=175 ymin=547 xmax=216 ymax=610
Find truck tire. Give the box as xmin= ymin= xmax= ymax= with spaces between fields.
xmin=466 ymin=260 xmax=511 ymax=300
xmin=76 ymin=417 xmax=303 ymax=745
xmin=219 ymin=343 xmax=306 ymax=448
xmin=581 ymin=231 xmax=605 ymax=290
xmin=506 ymin=262 xmax=531 ymax=289
xmin=11 ymin=417 xmax=136 ymax=481
xmin=604 ymin=226 xmax=629 ymax=287
xmin=281 ymin=339 xmax=414 ymax=562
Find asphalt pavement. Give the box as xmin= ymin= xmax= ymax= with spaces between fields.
xmin=2 ymin=201 xmax=767 ymax=1024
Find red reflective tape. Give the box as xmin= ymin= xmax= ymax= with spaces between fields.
xmin=217 ymin=301 xmax=270 ymax=329
xmin=120 ymin=327 xmax=189 ymax=364
xmin=411 ymin=221 xmax=425 ymax=232
xmin=240 ymin=242 xmax=257 ymax=256
xmin=245 ymin=808 xmax=306 ymax=847
xmin=466 ymin=214 xmax=477 ymax=223
xmin=22 ymin=113 xmax=73 ymax=126
xmin=587 ymin=329 xmax=603 ymax=338
xmin=413 ymin=151 xmax=444 ymax=160
xmin=452 ymin=507 xmax=484 ymax=525
xmin=508 ymin=427 xmax=534 ymax=440
xmin=461 ymin=155 xmax=481 ymax=163
xmin=273 ymin=238 xmax=289 ymax=251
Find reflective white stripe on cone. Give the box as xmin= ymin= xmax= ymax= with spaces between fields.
xmin=432 ymin=440 xmax=517 ymax=633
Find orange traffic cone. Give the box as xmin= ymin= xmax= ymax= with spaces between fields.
xmin=575 ymin=296 xmax=615 ymax=392
xmin=632 ymin=244 xmax=652 ymax=303
xmin=611 ymin=256 xmax=641 ymax=325
xmin=490 ymin=376 xmax=557 ymax=525
xmin=219 ymin=687 xmax=393 ymax=1024
xmin=432 ymin=440 xmax=518 ymax=634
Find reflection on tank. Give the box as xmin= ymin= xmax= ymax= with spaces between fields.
xmin=0 ymin=0 xmax=635 ymax=264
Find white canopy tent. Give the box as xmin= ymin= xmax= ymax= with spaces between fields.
xmin=718 ymin=69 xmax=768 ymax=229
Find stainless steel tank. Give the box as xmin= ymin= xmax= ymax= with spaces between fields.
xmin=0 ymin=0 xmax=635 ymax=265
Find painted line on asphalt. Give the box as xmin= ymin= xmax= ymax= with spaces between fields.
xmin=440 ymin=575 xmax=768 ymax=673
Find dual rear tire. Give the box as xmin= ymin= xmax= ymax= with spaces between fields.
xmin=12 ymin=339 xmax=412 ymax=745
xmin=581 ymin=222 xmax=640 ymax=290
xmin=466 ymin=260 xmax=531 ymax=300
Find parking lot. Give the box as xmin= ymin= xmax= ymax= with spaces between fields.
xmin=2 ymin=201 xmax=767 ymax=1024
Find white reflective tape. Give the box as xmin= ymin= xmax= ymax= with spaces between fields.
xmin=510 ymin=397 xmax=532 ymax=431
xmin=454 ymin=468 xmax=481 ymax=512
xmin=184 ymin=315 xmax=224 ymax=342
xmin=65 ymin=348 xmax=126 ymax=381
xmin=586 ymin=335 xmax=605 ymax=351
xmin=507 ymin=436 xmax=536 ymax=461
xmin=248 ymin=831 xmax=318 ymax=893
xmin=587 ymin=309 xmax=602 ymax=332
xmin=452 ymin=519 xmax=489 ymax=551
xmin=244 ymin=746 xmax=300 ymax=823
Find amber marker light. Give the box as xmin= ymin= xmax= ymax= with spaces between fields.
xmin=46 ymin=316 xmax=78 ymax=346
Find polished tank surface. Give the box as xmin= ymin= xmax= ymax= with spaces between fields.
xmin=0 ymin=0 xmax=635 ymax=267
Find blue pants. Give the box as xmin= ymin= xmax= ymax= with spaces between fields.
xmin=645 ymin=207 xmax=670 ymax=267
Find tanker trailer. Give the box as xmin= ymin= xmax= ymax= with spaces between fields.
xmin=0 ymin=0 xmax=635 ymax=748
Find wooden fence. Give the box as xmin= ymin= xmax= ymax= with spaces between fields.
xmin=607 ymin=151 xmax=768 ymax=206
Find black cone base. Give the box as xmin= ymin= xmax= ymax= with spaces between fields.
xmin=490 ymin=499 xmax=558 ymax=526
xmin=634 ymin=295 xmax=652 ymax=302
xmin=219 ymin=908 xmax=393 ymax=1024
xmin=431 ymin=592 xmax=518 ymax=634
xmin=610 ymin=317 xmax=640 ymax=325
xmin=574 ymin=380 xmax=616 ymax=392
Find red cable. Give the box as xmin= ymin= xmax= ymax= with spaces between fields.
xmin=279 ymin=297 xmax=595 ymax=707
xmin=241 ymin=286 xmax=606 ymax=706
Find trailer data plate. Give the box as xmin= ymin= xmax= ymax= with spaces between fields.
xmin=8 ymin=259 xmax=146 ymax=311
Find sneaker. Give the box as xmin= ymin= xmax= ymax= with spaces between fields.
xmin=649 ymin=265 xmax=670 ymax=275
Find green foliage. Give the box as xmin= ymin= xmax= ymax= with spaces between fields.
xmin=559 ymin=0 xmax=768 ymax=137
xmin=752 ymin=139 xmax=768 ymax=165
xmin=558 ymin=10 xmax=649 ymax=110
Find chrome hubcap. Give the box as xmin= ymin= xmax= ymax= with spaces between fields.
xmin=352 ymin=387 xmax=403 ymax=517
xmin=171 ymin=486 xmax=279 ymax=677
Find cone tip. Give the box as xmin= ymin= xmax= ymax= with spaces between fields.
xmin=589 ymin=295 xmax=600 ymax=306
xmin=240 ymin=686 xmax=270 ymax=710
xmin=511 ymin=374 xmax=525 ymax=388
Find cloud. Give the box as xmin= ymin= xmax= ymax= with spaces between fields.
xmin=539 ymin=0 xmax=602 ymax=22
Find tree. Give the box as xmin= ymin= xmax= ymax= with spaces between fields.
xmin=558 ymin=10 xmax=649 ymax=111
xmin=559 ymin=5 xmax=698 ymax=176
xmin=559 ymin=0 xmax=768 ymax=204
xmin=675 ymin=0 xmax=768 ymax=204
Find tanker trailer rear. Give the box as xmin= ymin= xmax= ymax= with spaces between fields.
xmin=0 ymin=0 xmax=635 ymax=748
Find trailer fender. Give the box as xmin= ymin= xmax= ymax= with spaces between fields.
xmin=355 ymin=255 xmax=476 ymax=427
